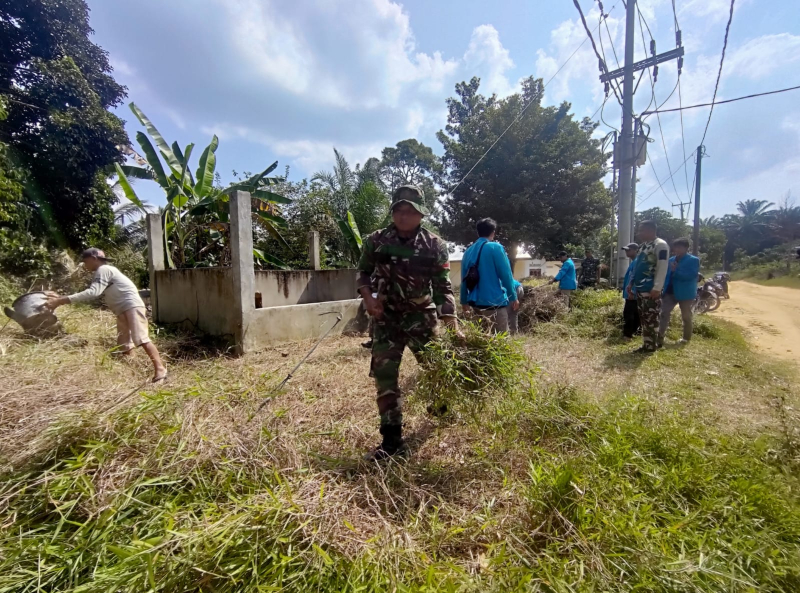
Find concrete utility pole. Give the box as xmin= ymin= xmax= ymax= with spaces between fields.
xmin=674 ymin=201 xmax=692 ymax=221
xmin=602 ymin=0 xmax=684 ymax=280
xmin=692 ymin=146 xmax=706 ymax=256
xmin=613 ymin=0 xmax=638 ymax=283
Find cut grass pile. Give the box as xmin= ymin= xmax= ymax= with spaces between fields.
xmin=1 ymin=288 xmax=799 ymax=591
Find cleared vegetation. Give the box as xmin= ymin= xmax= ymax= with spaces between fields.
xmin=1 ymin=287 xmax=799 ymax=592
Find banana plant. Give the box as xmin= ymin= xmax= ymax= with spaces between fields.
xmin=115 ymin=103 xmax=292 ymax=269
xmin=335 ymin=210 xmax=363 ymax=264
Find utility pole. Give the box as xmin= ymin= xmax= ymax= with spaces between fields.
xmin=692 ymin=145 xmax=706 ymax=256
xmin=674 ymin=201 xmax=691 ymax=221
xmin=602 ymin=1 xmax=684 ymax=281
xmin=613 ymin=0 xmax=638 ymax=283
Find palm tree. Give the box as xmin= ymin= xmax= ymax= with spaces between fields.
xmin=700 ymin=215 xmax=722 ymax=228
xmin=725 ymin=199 xmax=775 ymax=246
xmin=773 ymin=204 xmax=800 ymax=243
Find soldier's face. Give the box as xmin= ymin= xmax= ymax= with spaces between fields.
xmin=392 ymin=203 xmax=423 ymax=232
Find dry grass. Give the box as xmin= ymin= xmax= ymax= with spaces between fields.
xmin=1 ymin=295 xmax=799 ymax=591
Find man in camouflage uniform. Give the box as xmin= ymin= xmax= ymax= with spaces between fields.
xmin=626 ymin=220 xmax=669 ymax=353
xmin=357 ymin=185 xmax=459 ymax=460
xmin=579 ymin=248 xmax=601 ymax=288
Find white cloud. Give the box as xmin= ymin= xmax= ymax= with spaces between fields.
xmin=463 ymin=25 xmax=516 ymax=97
xmin=725 ymin=33 xmax=800 ymax=80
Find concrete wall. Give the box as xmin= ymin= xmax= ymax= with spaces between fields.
xmin=154 ymin=268 xmax=236 ymax=337
xmin=246 ymin=298 xmax=365 ymax=348
xmin=254 ymin=269 xmax=357 ymax=308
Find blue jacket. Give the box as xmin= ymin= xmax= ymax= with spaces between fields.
xmin=460 ymin=238 xmax=517 ymax=307
xmin=554 ymin=258 xmax=577 ymax=290
xmin=663 ymin=254 xmax=700 ymax=301
xmin=622 ymin=260 xmax=636 ymax=300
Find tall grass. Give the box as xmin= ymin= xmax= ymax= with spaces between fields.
xmin=1 ymin=285 xmax=799 ymax=591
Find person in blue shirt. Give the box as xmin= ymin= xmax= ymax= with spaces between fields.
xmin=548 ymin=251 xmax=577 ymax=305
xmin=507 ymin=278 xmax=524 ymax=334
xmin=658 ymin=237 xmax=701 ymax=345
xmin=620 ymin=242 xmax=640 ymax=340
xmin=460 ymin=218 xmax=519 ymax=332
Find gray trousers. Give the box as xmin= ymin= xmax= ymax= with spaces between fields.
xmin=658 ymin=292 xmax=694 ymax=342
xmin=473 ymin=307 xmax=509 ymax=333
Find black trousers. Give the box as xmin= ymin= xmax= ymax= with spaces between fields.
xmin=623 ymin=298 xmax=641 ymax=337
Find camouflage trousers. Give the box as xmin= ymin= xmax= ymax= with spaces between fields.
xmin=636 ymin=293 xmax=662 ymax=351
xmin=371 ymin=310 xmax=436 ymax=428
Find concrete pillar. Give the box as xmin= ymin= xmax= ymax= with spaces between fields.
xmin=308 ymin=230 xmax=321 ymax=270
xmin=146 ymin=213 xmax=165 ymax=321
xmin=230 ymin=190 xmax=255 ymax=355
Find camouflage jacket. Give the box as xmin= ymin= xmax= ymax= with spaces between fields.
xmin=357 ymin=225 xmax=456 ymax=317
xmin=580 ymin=257 xmax=600 ymax=281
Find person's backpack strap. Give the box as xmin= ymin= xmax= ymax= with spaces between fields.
xmin=464 ymin=241 xmax=487 ymax=292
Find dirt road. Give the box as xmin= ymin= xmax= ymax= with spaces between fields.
xmin=713 ymin=281 xmax=800 ymax=366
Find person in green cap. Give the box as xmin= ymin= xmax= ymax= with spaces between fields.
xmin=357 ymin=185 xmax=460 ymax=461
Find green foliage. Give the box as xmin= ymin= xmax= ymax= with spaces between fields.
xmin=635 ymin=207 xmax=691 ymax=245
xmin=117 ymin=104 xmax=291 ymax=269
xmin=412 ymin=322 xmax=527 ymax=414
xmin=1 ymin=0 xmax=128 ymax=248
xmin=0 ymin=227 xmax=53 ymax=280
xmin=104 ymin=244 xmax=148 ymax=288
xmin=312 ymin=149 xmax=390 ymax=265
xmin=437 ymin=76 xmax=612 ymax=257
xmin=380 ymin=139 xmax=441 ymax=211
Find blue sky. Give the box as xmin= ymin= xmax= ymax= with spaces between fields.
xmin=89 ymin=0 xmax=800 ymax=218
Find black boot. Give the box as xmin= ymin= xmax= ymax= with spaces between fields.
xmin=365 ymin=424 xmax=406 ymax=461
xmin=361 ymin=339 xmax=373 ymax=349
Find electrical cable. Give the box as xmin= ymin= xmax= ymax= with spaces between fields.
xmin=700 ymin=0 xmax=736 ymax=146
xmin=445 ymin=3 xmax=620 ymax=195
xmin=637 ymin=149 xmax=697 ymax=205
xmin=677 ymin=77 xmax=691 ymax=201
xmin=642 ymin=84 xmax=800 ymax=115
xmin=573 ymin=0 xmax=624 ymax=106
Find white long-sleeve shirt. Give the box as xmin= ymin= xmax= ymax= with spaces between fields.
xmin=68 ymin=265 xmax=144 ymax=316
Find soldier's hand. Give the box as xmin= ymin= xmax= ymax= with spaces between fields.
xmin=648 ymin=289 xmax=661 ymax=299
xmin=364 ymin=294 xmax=384 ymax=319
xmin=441 ymin=316 xmax=465 ymax=340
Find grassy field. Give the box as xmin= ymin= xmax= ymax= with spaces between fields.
xmin=731 ymin=264 xmax=800 ymax=289
xmin=1 ymin=287 xmax=799 ymax=592
xmin=738 ymin=275 xmax=800 ymax=289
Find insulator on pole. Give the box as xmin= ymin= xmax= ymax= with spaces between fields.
xmin=649 ymin=39 xmax=656 ymax=56
xmin=677 ymin=56 xmax=684 ymax=75
xmin=653 ymin=65 xmax=659 ymax=83
xmin=676 ymin=30 xmax=682 ymax=47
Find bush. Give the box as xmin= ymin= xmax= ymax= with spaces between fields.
xmin=105 ymin=244 xmax=148 ymax=288
xmin=0 ymin=228 xmax=54 ymax=284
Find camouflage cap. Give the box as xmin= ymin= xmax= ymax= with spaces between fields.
xmin=391 ymin=185 xmax=429 ymax=216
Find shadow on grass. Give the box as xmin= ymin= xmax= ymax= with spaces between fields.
xmin=603 ymin=348 xmax=652 ymax=370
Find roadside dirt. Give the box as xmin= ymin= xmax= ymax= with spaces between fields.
xmin=713 ymin=281 xmax=800 ymax=368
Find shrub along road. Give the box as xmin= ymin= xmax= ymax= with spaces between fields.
xmin=713 ymin=281 xmax=800 ymax=368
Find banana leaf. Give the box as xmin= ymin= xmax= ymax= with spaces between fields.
xmin=252 ymin=189 xmax=292 ymax=204
xmin=256 ymin=210 xmax=288 ymax=229
xmin=194 ymin=135 xmax=219 ymax=198
xmin=135 ymin=132 xmax=169 ymax=188
xmin=130 ymin=103 xmax=180 ymax=171
xmin=119 ymin=165 xmax=156 ymax=181
xmin=172 ymin=141 xmax=195 ymax=185
xmin=336 ymin=210 xmax=362 ymax=262
xmin=253 ymin=248 xmax=289 ymax=270
xmin=113 ymin=163 xmax=145 ymax=208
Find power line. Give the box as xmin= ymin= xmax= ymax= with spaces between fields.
xmin=642 ymin=84 xmax=800 ymax=115
xmin=573 ymin=0 xmax=624 ymax=106
xmin=677 ymin=77 xmax=691 ymax=201
xmin=445 ymin=3 xmax=620 ymax=195
xmin=637 ymin=148 xmax=697 ymax=206
xmin=636 ymin=7 xmax=682 ymax=204
xmin=700 ymin=0 xmax=736 ymax=145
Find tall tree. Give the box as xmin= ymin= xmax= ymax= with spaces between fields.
xmin=0 ymin=0 xmax=127 ymax=248
xmin=437 ymin=76 xmax=611 ymax=260
xmin=380 ymin=139 xmax=441 ymax=211
xmin=634 ymin=207 xmax=691 ymax=246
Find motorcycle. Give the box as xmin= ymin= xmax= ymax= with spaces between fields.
xmin=712 ymin=272 xmax=730 ymax=299
xmin=693 ymin=280 xmax=722 ymax=315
